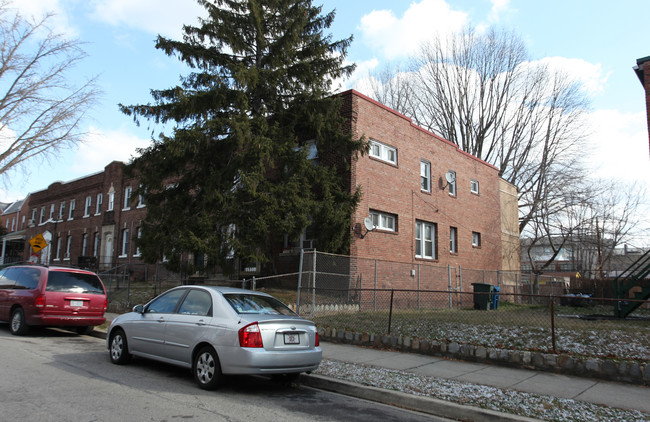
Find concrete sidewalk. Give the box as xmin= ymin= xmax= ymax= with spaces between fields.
xmin=318 ymin=342 xmax=650 ymax=414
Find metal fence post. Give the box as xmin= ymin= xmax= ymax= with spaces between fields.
xmin=387 ymin=289 xmax=394 ymax=334
xmin=374 ymin=259 xmax=377 ymax=311
xmin=296 ymin=248 xmax=304 ymax=313
xmin=417 ymin=264 xmax=421 ymax=310
xmin=458 ymin=265 xmax=463 ymax=308
xmin=550 ymin=298 xmax=556 ymax=353
xmin=311 ymin=249 xmax=317 ymax=318
xmin=448 ymin=265 xmax=452 ymax=309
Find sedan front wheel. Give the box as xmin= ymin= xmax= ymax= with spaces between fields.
xmin=193 ymin=346 xmax=222 ymax=390
xmin=109 ymin=328 xmax=131 ymax=364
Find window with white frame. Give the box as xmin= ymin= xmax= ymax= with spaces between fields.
xmin=415 ymin=220 xmax=436 ymax=259
xmin=82 ymin=233 xmax=88 ymax=256
xmin=134 ymin=226 xmax=142 ymax=256
xmin=107 ymin=191 xmax=114 ymax=211
xmin=450 ymin=226 xmax=458 ymax=254
xmin=448 ymin=170 xmax=456 ymax=196
xmin=370 ymin=210 xmax=396 ymax=232
xmin=93 ymin=232 xmax=100 ymax=257
xmin=421 ymin=160 xmax=431 ymax=192
xmin=123 ymin=187 xmax=132 ymax=210
xmin=369 ymin=139 xmax=397 ymax=165
xmin=137 ymin=186 xmax=145 ymax=208
xmin=39 ymin=206 xmax=45 ymax=224
xmin=121 ymin=229 xmax=129 ymax=257
xmin=96 ymin=193 xmax=103 ymax=215
xmin=10 ymin=217 xmax=15 ymax=231
xmin=65 ymin=236 xmax=72 ymax=259
xmin=470 ymin=179 xmax=479 ymax=194
xmin=55 ymin=237 xmax=62 ymax=260
xmin=472 ymin=231 xmax=481 ymax=248
xmin=59 ymin=202 xmax=65 ymax=220
xmin=68 ymin=199 xmax=75 ymax=220
xmin=84 ymin=196 xmax=92 ymax=217
xmin=49 ymin=204 xmax=55 ymax=220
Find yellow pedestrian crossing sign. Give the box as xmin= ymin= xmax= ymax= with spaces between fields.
xmin=29 ymin=234 xmax=48 ymax=253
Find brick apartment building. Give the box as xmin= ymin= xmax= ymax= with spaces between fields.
xmin=20 ymin=161 xmax=147 ymax=270
xmin=342 ymin=90 xmax=519 ymax=290
xmin=0 ymin=196 xmax=30 ymax=265
xmin=1 ymin=90 xmax=519 ymax=289
xmin=634 ymin=55 xmax=650 ymax=154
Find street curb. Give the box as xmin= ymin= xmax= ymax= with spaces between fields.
xmin=300 ymin=374 xmax=542 ymax=422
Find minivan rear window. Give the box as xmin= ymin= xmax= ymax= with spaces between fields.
xmin=45 ymin=271 xmax=105 ymax=294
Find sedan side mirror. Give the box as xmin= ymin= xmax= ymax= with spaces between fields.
xmin=132 ymin=304 xmax=144 ymax=314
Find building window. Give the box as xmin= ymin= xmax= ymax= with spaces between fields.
xmin=68 ymin=199 xmax=75 ymax=220
xmin=472 ymin=231 xmax=481 ymax=248
xmin=49 ymin=204 xmax=55 ymax=220
xmin=420 ymin=160 xmax=431 ymax=192
xmin=21 ymin=215 xmax=25 ymax=229
xmin=369 ymin=139 xmax=397 ymax=165
xmin=39 ymin=206 xmax=45 ymax=224
xmin=65 ymin=236 xmax=72 ymax=260
xmin=415 ymin=220 xmax=436 ymax=259
xmin=134 ymin=226 xmax=142 ymax=257
xmin=470 ymin=179 xmax=479 ymax=194
xmin=448 ymin=170 xmax=456 ymax=196
xmin=450 ymin=226 xmax=458 ymax=254
xmin=96 ymin=193 xmax=103 ymax=215
xmin=84 ymin=196 xmax=92 ymax=217
xmin=123 ymin=187 xmax=132 ymax=210
xmin=31 ymin=208 xmax=37 ymax=222
xmin=93 ymin=232 xmax=100 ymax=257
xmin=370 ymin=210 xmax=397 ymax=232
xmin=81 ymin=233 xmax=88 ymax=256
xmin=107 ymin=191 xmax=115 ymax=211
xmin=59 ymin=202 xmax=65 ymax=220
xmin=55 ymin=237 xmax=62 ymax=260
xmin=10 ymin=217 xmax=15 ymax=232
xmin=120 ymin=229 xmax=129 ymax=257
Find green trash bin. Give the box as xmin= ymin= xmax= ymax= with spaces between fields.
xmin=472 ymin=283 xmax=493 ymax=310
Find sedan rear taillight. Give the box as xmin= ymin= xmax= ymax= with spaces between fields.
xmin=34 ymin=295 xmax=46 ymax=308
xmin=315 ymin=331 xmax=319 ymax=347
xmin=239 ymin=322 xmax=263 ymax=348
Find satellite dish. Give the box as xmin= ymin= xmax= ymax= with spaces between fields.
xmin=363 ymin=216 xmax=375 ymax=231
xmin=445 ymin=171 xmax=456 ymax=184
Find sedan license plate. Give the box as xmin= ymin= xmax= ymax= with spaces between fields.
xmin=284 ymin=333 xmax=300 ymax=345
xmin=70 ymin=300 xmax=84 ymax=307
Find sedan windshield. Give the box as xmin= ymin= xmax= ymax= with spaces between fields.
xmin=224 ymin=294 xmax=296 ymax=316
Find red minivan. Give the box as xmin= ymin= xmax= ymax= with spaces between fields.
xmin=0 ymin=265 xmax=107 ymax=335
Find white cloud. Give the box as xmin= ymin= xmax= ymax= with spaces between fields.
xmin=71 ymin=126 xmax=150 ymax=174
xmin=358 ymin=0 xmax=468 ymax=60
xmin=7 ymin=0 xmax=78 ymax=37
xmin=532 ymin=57 xmax=610 ymax=96
xmin=586 ymin=109 xmax=649 ymax=184
xmin=88 ymin=0 xmax=206 ymax=39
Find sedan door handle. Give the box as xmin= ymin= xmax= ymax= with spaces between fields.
xmin=157 ymin=317 xmax=165 ymax=323
xmin=196 ymin=319 xmax=206 ymax=326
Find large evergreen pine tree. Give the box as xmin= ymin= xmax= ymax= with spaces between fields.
xmin=121 ymin=0 xmax=364 ymax=274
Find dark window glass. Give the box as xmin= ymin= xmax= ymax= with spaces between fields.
xmin=146 ymin=289 xmax=187 ymax=314
xmin=224 ymin=294 xmax=296 ymax=316
xmin=14 ymin=268 xmax=41 ymax=289
xmin=45 ymin=271 xmax=105 ymax=294
xmin=178 ymin=290 xmax=212 ymax=316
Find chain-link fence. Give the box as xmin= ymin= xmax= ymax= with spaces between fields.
xmin=294 ymin=251 xmax=650 ymax=362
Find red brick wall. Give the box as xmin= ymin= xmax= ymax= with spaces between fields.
xmin=343 ymin=90 xmax=502 ymax=291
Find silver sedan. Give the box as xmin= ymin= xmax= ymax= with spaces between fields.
xmin=107 ymin=286 xmax=321 ymax=389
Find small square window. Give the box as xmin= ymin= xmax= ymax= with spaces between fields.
xmin=472 ymin=231 xmax=481 ymax=248
xmin=471 ymin=179 xmax=479 ymax=194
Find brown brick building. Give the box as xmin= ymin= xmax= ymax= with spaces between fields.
xmin=634 ymin=55 xmax=650 ymax=154
xmin=2 ymin=91 xmax=519 ymax=289
xmin=342 ymin=90 xmax=519 ymax=290
xmin=22 ymin=161 xmax=147 ymax=270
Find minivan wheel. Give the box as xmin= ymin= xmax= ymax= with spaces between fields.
xmin=109 ymin=328 xmax=131 ymax=364
xmin=10 ymin=308 xmax=28 ymax=336
xmin=193 ymin=346 xmax=222 ymax=390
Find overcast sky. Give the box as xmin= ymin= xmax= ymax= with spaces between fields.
xmin=3 ymin=0 xmax=649 ymax=219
